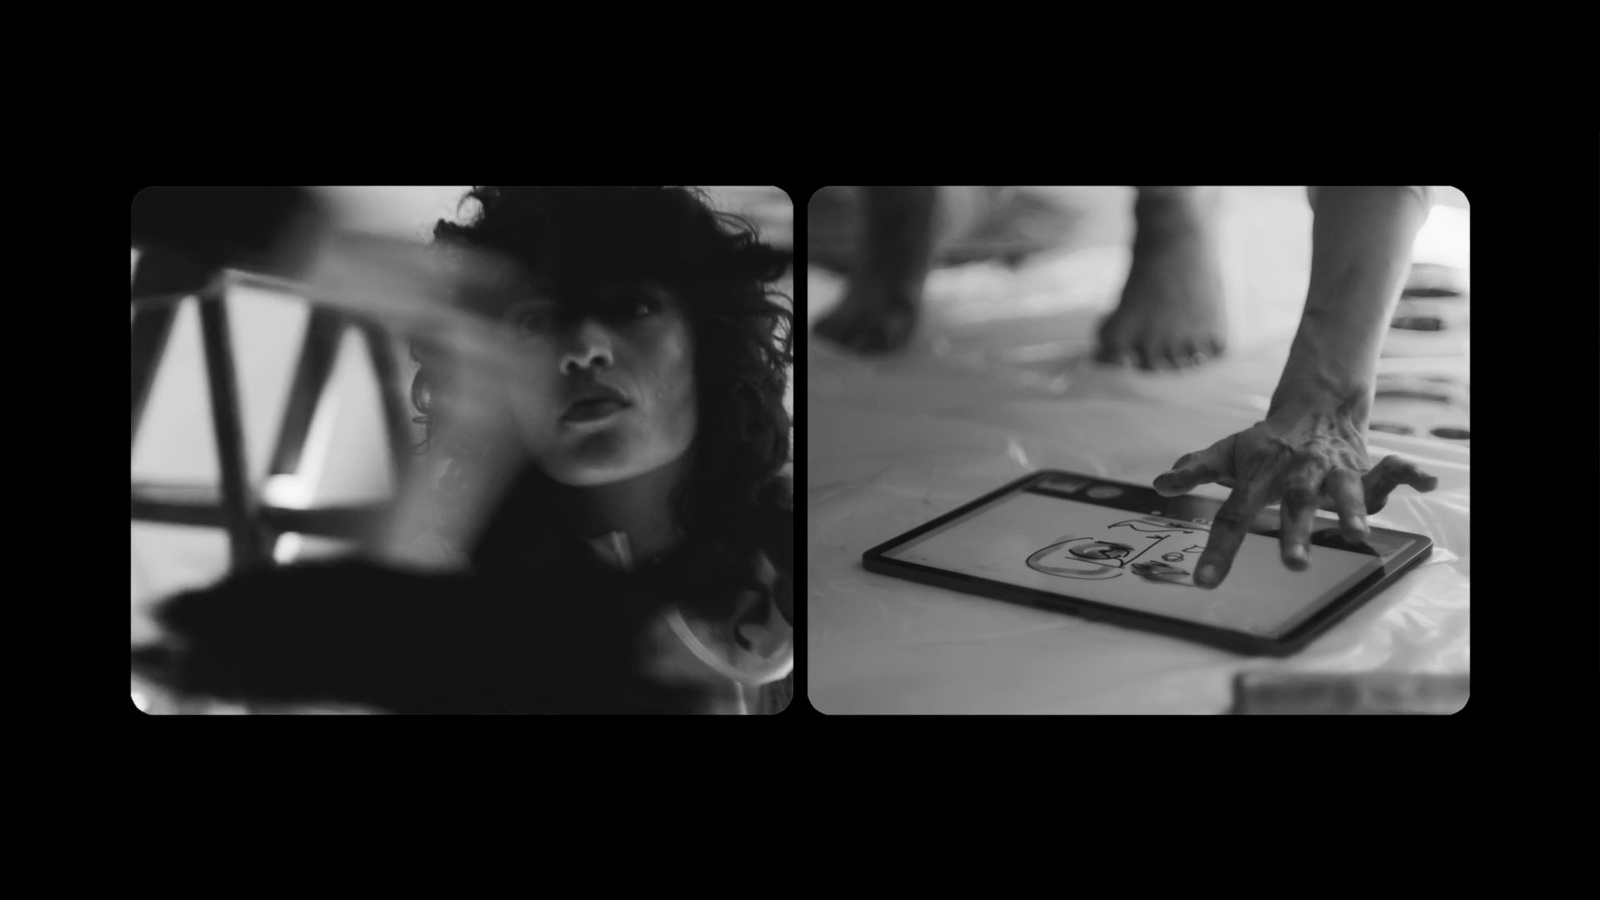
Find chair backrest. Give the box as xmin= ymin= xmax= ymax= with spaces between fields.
xmin=132 ymin=248 xmax=413 ymax=575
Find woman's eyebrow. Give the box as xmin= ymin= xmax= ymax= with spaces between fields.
xmin=507 ymin=294 xmax=559 ymax=311
xmin=596 ymin=280 xmax=672 ymax=299
xmin=501 ymin=296 xmax=559 ymax=323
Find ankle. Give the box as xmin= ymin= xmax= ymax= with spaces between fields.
xmin=1134 ymin=187 xmax=1219 ymax=242
xmin=1135 ymin=186 xmax=1219 ymax=218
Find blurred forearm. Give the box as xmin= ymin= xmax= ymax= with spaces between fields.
xmin=132 ymin=186 xmax=330 ymax=278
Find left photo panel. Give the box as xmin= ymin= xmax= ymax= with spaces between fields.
xmin=132 ymin=186 xmax=795 ymax=714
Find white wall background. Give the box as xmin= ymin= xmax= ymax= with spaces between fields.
xmin=131 ymin=187 xmax=795 ymax=643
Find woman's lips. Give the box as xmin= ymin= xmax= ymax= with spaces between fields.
xmin=563 ymin=398 xmax=630 ymax=423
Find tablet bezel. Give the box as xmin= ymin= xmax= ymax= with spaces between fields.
xmin=860 ymin=470 xmax=1434 ymax=657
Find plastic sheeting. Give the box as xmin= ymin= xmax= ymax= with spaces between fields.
xmin=806 ymin=190 xmax=1469 ymax=714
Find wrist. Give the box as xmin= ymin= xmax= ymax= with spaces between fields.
xmin=1267 ymin=368 xmax=1374 ymax=427
xmin=1271 ymin=308 xmax=1382 ymax=423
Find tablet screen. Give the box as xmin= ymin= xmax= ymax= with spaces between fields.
xmin=882 ymin=483 xmax=1406 ymax=638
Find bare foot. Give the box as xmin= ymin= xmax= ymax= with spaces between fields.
xmin=814 ymin=278 xmax=919 ymax=353
xmin=815 ymin=186 xmax=948 ymax=354
xmin=1097 ymin=190 xmax=1227 ymax=370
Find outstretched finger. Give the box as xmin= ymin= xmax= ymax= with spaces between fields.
xmin=1153 ymin=442 xmax=1229 ymax=497
xmin=1322 ymin=468 xmax=1370 ymax=543
xmin=1363 ymin=455 xmax=1440 ymax=514
xmin=1278 ymin=477 xmax=1322 ymax=572
xmin=1194 ymin=472 xmax=1276 ymax=589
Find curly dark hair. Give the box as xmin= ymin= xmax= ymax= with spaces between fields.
xmin=405 ymin=187 xmax=793 ymax=620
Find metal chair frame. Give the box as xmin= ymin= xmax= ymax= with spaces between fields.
xmin=132 ymin=247 xmax=414 ymax=573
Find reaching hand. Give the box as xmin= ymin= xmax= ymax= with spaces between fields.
xmin=1151 ymin=405 xmax=1438 ymax=589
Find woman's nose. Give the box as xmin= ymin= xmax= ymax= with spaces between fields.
xmin=559 ymin=320 xmax=614 ymax=375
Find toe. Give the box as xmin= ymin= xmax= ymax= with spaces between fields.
xmin=1101 ymin=348 xmax=1135 ymax=369
xmin=1164 ymin=344 xmax=1191 ymax=370
xmin=1172 ymin=341 xmax=1201 ymax=369
xmin=816 ymin=306 xmax=912 ymax=355
xmin=1094 ymin=339 xmax=1125 ymax=366
xmin=855 ymin=320 xmax=892 ymax=353
xmin=880 ymin=310 xmax=915 ymax=351
xmin=1143 ymin=339 xmax=1182 ymax=371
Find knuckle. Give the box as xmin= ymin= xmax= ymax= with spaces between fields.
xmin=1290 ymin=448 xmax=1324 ymax=469
xmin=1282 ymin=483 xmax=1319 ymax=506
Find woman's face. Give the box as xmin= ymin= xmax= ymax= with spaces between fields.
xmin=499 ymin=280 xmax=697 ymax=486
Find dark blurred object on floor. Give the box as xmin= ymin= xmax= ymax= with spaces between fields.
xmin=1401 ymin=262 xmax=1468 ymax=298
xmin=1369 ymin=368 xmax=1470 ymax=445
xmin=130 ymin=557 xmax=717 ymax=714
xmin=1389 ymin=262 xmax=1469 ymax=340
xmin=1229 ymin=671 xmax=1469 ymax=714
xmin=1383 ymin=264 xmax=1469 ymax=365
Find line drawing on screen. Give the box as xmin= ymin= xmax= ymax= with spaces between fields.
xmin=1025 ymin=517 xmax=1210 ymax=585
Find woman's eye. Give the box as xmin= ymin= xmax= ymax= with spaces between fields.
xmin=626 ymin=296 xmax=660 ymax=318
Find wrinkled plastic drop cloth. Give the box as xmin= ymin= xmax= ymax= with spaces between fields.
xmin=806 ymin=224 xmax=1469 ymax=714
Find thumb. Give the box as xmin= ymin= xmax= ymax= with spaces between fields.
xmin=1153 ymin=437 xmax=1233 ymax=497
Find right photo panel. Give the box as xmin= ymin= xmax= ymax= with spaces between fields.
xmin=806 ymin=186 xmax=1469 ymax=714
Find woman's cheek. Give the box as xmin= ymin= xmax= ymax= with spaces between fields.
xmin=664 ymin=331 xmax=698 ymax=421
xmin=507 ymin=360 xmax=564 ymax=444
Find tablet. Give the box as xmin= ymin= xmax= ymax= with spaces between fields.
xmin=862 ymin=470 xmax=1433 ymax=656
